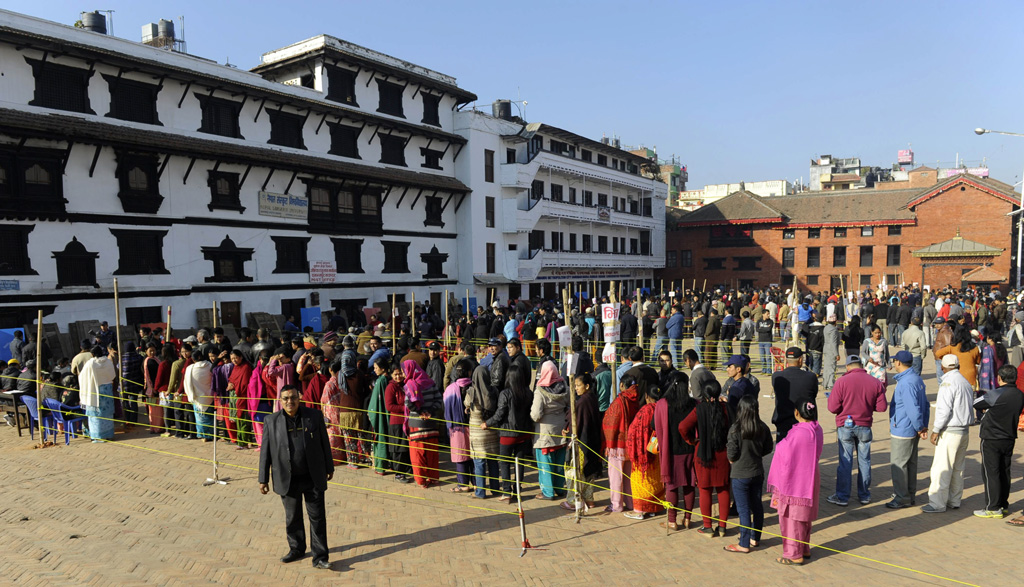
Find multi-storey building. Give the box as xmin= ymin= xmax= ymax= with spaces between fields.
xmin=0 ymin=10 xmax=475 ymax=328
xmin=454 ymin=104 xmax=667 ymax=304
xmin=676 ymin=179 xmax=792 ymax=209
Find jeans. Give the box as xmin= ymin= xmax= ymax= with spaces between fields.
xmin=758 ymin=342 xmax=773 ymax=373
xmin=473 ymin=458 xmax=499 ymax=497
xmin=890 ymin=435 xmax=921 ymax=505
xmin=731 ymin=476 xmax=764 ymax=548
xmin=807 ymin=350 xmax=822 ymax=376
xmin=739 ymin=340 xmax=751 ymax=357
xmin=691 ymin=337 xmax=703 ymax=364
xmin=912 ymin=356 xmax=922 ymax=376
xmin=779 ymin=321 xmax=788 ymax=342
xmin=498 ymin=441 xmax=530 ymax=498
xmin=653 ymin=336 xmax=666 ymax=355
xmin=835 ymin=425 xmax=873 ymax=502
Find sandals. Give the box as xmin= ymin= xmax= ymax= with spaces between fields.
xmin=623 ymin=511 xmax=647 ymax=520
xmin=449 ymin=486 xmax=472 ymax=493
xmin=776 ymin=557 xmax=804 ymax=565
xmin=497 ymin=495 xmax=511 ymax=503
xmin=659 ymin=521 xmax=678 ymax=531
xmin=696 ymin=526 xmax=719 ymax=538
xmin=1006 ymin=517 xmax=1024 ymax=527
xmin=723 ymin=544 xmax=750 ymax=553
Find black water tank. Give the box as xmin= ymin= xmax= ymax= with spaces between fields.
xmin=492 ymin=99 xmax=512 ymax=120
xmin=82 ymin=11 xmax=106 ymax=34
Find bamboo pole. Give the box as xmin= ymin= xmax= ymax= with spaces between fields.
xmin=391 ymin=293 xmax=397 ymax=351
xmin=702 ymin=278 xmax=707 ymax=293
xmin=444 ymin=288 xmax=450 ymax=349
xmin=635 ymin=288 xmax=643 ymax=351
xmin=166 ymin=306 xmax=172 ymax=343
xmin=561 ymin=287 xmax=582 ymax=521
xmin=410 ymin=292 xmax=417 ymax=337
xmin=609 ymin=281 xmax=618 ymax=401
xmin=35 ymin=309 xmax=43 ymax=441
xmin=212 ymin=301 xmax=218 ymax=329
xmin=114 ymin=278 xmax=123 ymax=431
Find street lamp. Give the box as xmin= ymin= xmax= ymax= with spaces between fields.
xmin=975 ymin=127 xmax=1024 ymax=290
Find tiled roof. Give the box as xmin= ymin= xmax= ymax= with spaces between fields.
xmin=676 ymin=190 xmax=785 ymax=226
xmin=768 ymin=189 xmax=918 ymax=226
xmin=912 ymin=235 xmax=1003 ymax=257
xmin=961 ymin=265 xmax=1006 ymax=283
xmin=905 ymin=174 xmax=1019 ymax=209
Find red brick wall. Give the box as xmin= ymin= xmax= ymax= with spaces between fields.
xmin=658 ymin=180 xmax=1015 ymax=293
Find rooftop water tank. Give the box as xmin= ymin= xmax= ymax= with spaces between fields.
xmin=492 ymin=99 xmax=512 ymax=121
xmin=158 ymin=18 xmax=175 ymax=40
xmin=82 ymin=11 xmax=106 ymax=34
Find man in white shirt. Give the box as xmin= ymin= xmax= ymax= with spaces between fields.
xmin=921 ymin=354 xmax=975 ymax=513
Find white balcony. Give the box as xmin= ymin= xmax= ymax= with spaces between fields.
xmin=516 ymin=249 xmax=665 ymax=281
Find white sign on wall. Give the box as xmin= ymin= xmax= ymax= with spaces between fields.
xmin=601 ymin=303 xmax=620 ymax=323
xmin=259 ymin=191 xmax=309 ymax=220
xmin=310 ymin=260 xmax=336 ymax=284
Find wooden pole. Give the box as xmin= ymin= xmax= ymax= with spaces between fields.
xmin=410 ymin=291 xmax=417 ymax=337
xmin=609 ymin=281 xmax=618 ymax=401
xmin=34 ymin=309 xmax=43 ymax=440
xmin=212 ymin=301 xmax=218 ymax=329
xmin=702 ymin=278 xmax=707 ymax=293
xmin=635 ymin=288 xmax=643 ymax=351
xmin=444 ymin=288 xmax=450 ymax=349
xmin=561 ymin=287 xmax=582 ymax=521
xmin=113 ymin=278 xmax=123 ymax=431
xmin=391 ymin=293 xmax=397 ymax=351
xmin=166 ymin=306 xmax=172 ymax=342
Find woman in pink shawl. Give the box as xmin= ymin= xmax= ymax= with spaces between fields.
xmin=403 ymin=359 xmax=440 ymax=488
xmin=767 ymin=400 xmax=824 ymax=565
xmin=247 ymin=350 xmax=271 ymax=450
xmin=443 ymin=359 xmax=476 ymax=492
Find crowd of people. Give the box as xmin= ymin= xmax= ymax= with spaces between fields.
xmin=4 ymin=282 xmax=1024 ymax=566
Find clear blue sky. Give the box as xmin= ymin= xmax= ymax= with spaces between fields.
xmin=8 ymin=0 xmax=1024 ymax=190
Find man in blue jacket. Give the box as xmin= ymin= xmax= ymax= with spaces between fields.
xmin=666 ymin=305 xmax=686 ymax=367
xmin=887 ymin=350 xmax=930 ymax=509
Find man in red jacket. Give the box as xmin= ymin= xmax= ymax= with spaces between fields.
xmin=825 ymin=355 xmax=888 ymax=506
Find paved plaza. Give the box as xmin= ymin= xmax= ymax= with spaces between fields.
xmin=0 ymin=351 xmax=1019 ymax=587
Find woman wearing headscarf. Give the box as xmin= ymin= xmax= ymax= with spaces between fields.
xmin=79 ymin=346 xmax=117 ymax=441
xmin=247 ymin=349 xmax=272 ymax=449
xmin=444 ymin=359 xmax=476 ymax=492
xmin=483 ymin=364 xmax=534 ymax=503
xmin=624 ymin=385 xmax=666 ymax=520
xmin=602 ymin=374 xmax=642 ymax=513
xmin=321 ymin=361 xmax=352 ymax=466
xmin=466 ymin=364 xmax=500 ymax=498
xmin=367 ymin=359 xmax=392 ymax=475
xmin=403 ymin=359 xmax=440 ymax=488
xmin=936 ymin=325 xmax=982 ymax=388
xmin=767 ymin=400 xmax=823 ymax=565
xmin=679 ymin=379 xmax=732 ymax=537
xmin=324 ymin=351 xmax=366 ymax=467
xmin=531 ymin=361 xmax=570 ymax=500
xmin=655 ymin=371 xmax=698 ymax=530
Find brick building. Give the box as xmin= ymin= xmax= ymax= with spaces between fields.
xmin=659 ymin=172 xmax=1018 ymax=293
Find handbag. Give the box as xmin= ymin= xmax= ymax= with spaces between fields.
xmin=646 ymin=432 xmax=659 ymax=455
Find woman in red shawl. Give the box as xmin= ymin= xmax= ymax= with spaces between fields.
xmin=403 ymin=359 xmax=440 ymax=488
xmin=767 ymin=400 xmax=823 ymax=565
xmin=602 ymin=374 xmax=641 ymax=512
xmin=680 ymin=379 xmax=732 ymax=537
xmin=225 ymin=349 xmax=253 ymax=449
xmin=624 ymin=386 xmax=666 ymax=519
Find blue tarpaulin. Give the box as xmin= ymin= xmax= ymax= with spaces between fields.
xmin=300 ymin=307 xmax=322 ymax=332
xmin=0 ymin=328 xmax=25 ymax=362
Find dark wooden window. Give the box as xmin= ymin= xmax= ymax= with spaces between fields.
xmin=0 ymin=224 xmax=35 ymax=275
xmin=267 ymin=110 xmax=306 ymax=149
xmin=736 ymin=256 xmax=761 ymax=271
xmin=421 ymin=93 xmax=440 ymax=126
xmin=680 ymin=250 xmax=692 ymax=267
xmin=598 ymin=193 xmax=608 ymax=207
xmin=529 ymin=230 xmax=544 ymax=251
xmin=581 ymin=149 xmax=592 ymax=162
xmin=598 ymin=236 xmax=608 ymax=253
xmin=52 ymin=237 xmax=98 ymax=288
xmin=506 ymin=148 xmax=516 ymax=164
xmin=582 ymin=234 xmax=592 ymax=253
xmin=486 ymin=243 xmax=496 ymax=273
xmin=196 ymin=94 xmax=244 ymax=138
xmin=808 ymin=228 xmax=821 ymax=239
xmin=332 ymin=238 xmax=363 ymax=273
xmin=126 ymin=306 xmax=162 ymax=326
xmin=383 ymin=241 xmax=410 ymax=273
xmin=484 ymin=149 xmax=495 ymax=183
xmin=110 ymin=229 xmax=168 ymax=275
xmin=782 ymin=247 xmax=795 ymax=268
xmin=666 ymin=251 xmax=676 ymax=267
xmin=379 ymin=135 xmax=407 ymax=166
xmin=833 ymin=246 xmax=847 ymax=267
xmin=104 ymin=75 xmax=161 ymax=124
xmin=531 ymin=180 xmax=544 ymax=199
xmin=860 ymin=245 xmax=873 ymax=267
xmin=424 ymin=196 xmax=444 ymax=227
xmin=583 ymin=191 xmax=593 ymax=207
xmin=704 ymin=258 xmax=726 ymax=270
xmin=376 ymin=80 xmax=405 ymax=117
xmin=551 ymin=184 xmax=563 ymax=202
xmin=115 ymin=152 xmax=162 ymax=214
xmin=630 ymin=238 xmax=639 ymax=254
xmin=640 ymin=230 xmax=651 ymax=255
xmin=806 ymin=275 xmax=819 ymax=285
xmin=569 ymin=188 xmax=577 ymax=204
xmin=485 ymin=196 xmax=495 ymax=228
xmin=0 ymin=150 xmax=66 ymax=217
xmin=325 ymin=66 xmax=358 ymax=105
xmin=26 ymin=58 xmax=94 ymax=114
xmin=327 ymin=123 xmax=361 ymax=159
xmin=306 ymin=183 xmax=382 ymax=234
xmin=859 ymin=275 xmax=872 ymax=286
xmin=569 ymin=233 xmax=577 ymax=251
xmin=421 ymin=148 xmax=443 ymax=170
xmin=887 ymin=244 xmax=901 ymax=266
xmin=597 ymin=154 xmax=607 ymax=166
xmin=281 ymin=299 xmax=305 ymax=322
xmin=807 ymin=246 xmax=820 ymax=268
xmin=888 ymin=226 xmax=902 ymax=236
xmin=201 ymin=236 xmax=253 ymax=283
xmin=207 ymin=171 xmax=243 ymax=212
xmin=834 ymin=228 xmax=847 ymax=238
xmin=783 ymin=229 xmax=795 ymax=239
xmin=272 ymin=236 xmax=310 ymax=273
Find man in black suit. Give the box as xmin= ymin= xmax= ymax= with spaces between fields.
xmin=771 ymin=347 xmax=819 ymax=441
xmin=258 ymin=385 xmax=334 ymax=569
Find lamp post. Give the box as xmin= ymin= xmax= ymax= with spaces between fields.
xmin=974 ymin=127 xmax=1024 ymax=291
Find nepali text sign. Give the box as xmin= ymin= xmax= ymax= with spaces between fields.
xmin=556 ymin=325 xmax=573 ymax=350
xmin=943 ymin=167 xmax=989 ymax=178
xmin=0 ymin=280 xmax=19 ymax=291
xmin=309 ymin=260 xmax=336 ymax=284
xmin=601 ymin=343 xmax=616 ymax=364
xmin=258 ymin=191 xmax=308 ymax=220
xmin=601 ymin=303 xmax=620 ymax=324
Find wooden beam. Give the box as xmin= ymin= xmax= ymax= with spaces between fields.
xmin=453 ymin=193 xmax=467 ymax=213
xmin=381 ymin=184 xmax=394 ymax=206
xmin=177 ymin=81 xmax=192 ymax=108
xmin=395 ymin=186 xmax=409 ymax=209
xmin=284 ymin=170 xmax=298 ymax=195
xmin=239 ymin=164 xmax=253 ymax=188
xmin=157 ymin=153 xmax=171 ymax=179
xmin=252 ymin=97 xmax=267 ymax=123
xmin=315 ymin=112 xmax=329 ymax=135
xmin=87 ymin=145 xmax=102 ymax=178
xmin=182 ymin=156 xmax=197 ymax=185
xmin=452 ymin=143 xmax=465 ymax=161
xmin=262 ymin=168 xmax=275 ymax=192
xmin=211 ymin=160 xmax=222 ymax=173
xmin=439 ymin=191 xmax=455 ymax=213
xmin=410 ymin=189 xmax=424 ymax=211
xmin=60 ymin=141 xmax=74 ymax=173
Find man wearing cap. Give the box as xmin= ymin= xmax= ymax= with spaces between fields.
xmin=771 ymin=347 xmax=818 ymax=441
xmin=886 ymin=350 xmax=930 ymax=509
xmin=921 ymin=354 xmax=975 ymax=513
xmin=724 ymin=355 xmax=755 ymax=413
xmin=973 ymin=365 xmax=1024 ymax=519
xmin=826 ymin=355 xmax=887 ymax=506
xmin=488 ymin=337 xmax=510 ymax=392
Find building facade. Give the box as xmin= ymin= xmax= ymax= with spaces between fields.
xmin=0 ymin=10 xmax=476 ymax=328
xmin=454 ymin=107 xmax=667 ymax=304
xmin=659 ymin=173 xmax=1017 ymax=293
xmin=677 ymin=179 xmax=792 ymax=209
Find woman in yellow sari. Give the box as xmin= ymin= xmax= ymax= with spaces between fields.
xmin=624 ymin=386 xmax=666 ymax=520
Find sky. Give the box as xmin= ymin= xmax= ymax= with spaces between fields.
xmin=7 ymin=0 xmax=1024 ymax=190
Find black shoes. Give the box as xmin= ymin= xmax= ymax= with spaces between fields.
xmin=280 ymin=551 xmax=304 ymax=564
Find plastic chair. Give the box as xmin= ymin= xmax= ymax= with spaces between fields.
xmin=770 ymin=346 xmax=786 ymax=372
xmin=43 ymin=398 xmax=87 ymax=445
xmin=19 ymin=395 xmax=49 ymax=442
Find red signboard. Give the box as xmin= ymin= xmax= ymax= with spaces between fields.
xmin=897 ymin=149 xmax=914 ymax=164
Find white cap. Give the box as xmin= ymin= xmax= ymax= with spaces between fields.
xmin=941 ymin=354 xmax=959 ymax=368
xmin=491 ymin=301 xmax=499 ymax=308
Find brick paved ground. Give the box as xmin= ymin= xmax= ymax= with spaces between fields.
xmin=0 ymin=346 xmax=1019 ymax=586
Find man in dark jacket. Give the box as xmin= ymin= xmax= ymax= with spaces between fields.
xmin=771 ymin=347 xmax=818 ymax=441
xmin=619 ymin=306 xmax=639 ymax=345
xmin=488 ymin=337 xmax=510 ymax=392
xmin=259 ymin=385 xmax=335 ymax=569
xmin=506 ymin=338 xmax=532 ymax=378
xmin=703 ymin=309 xmax=722 ymax=370
xmin=973 ymin=365 xmax=1024 ymax=519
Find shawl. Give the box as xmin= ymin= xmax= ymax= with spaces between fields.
xmin=79 ymin=357 xmax=116 ymax=408
xmin=537 ymin=361 xmax=563 ymax=388
xmin=626 ymin=402 xmax=657 ymax=471
xmin=154 ymin=359 xmax=173 ymax=393
xmin=402 ymin=360 xmax=434 ymax=407
xmin=465 ymin=365 xmax=497 ymax=419
xmin=228 ymin=362 xmax=252 ymax=397
xmin=443 ymin=377 xmax=472 ymax=434
xmin=573 ymin=391 xmax=603 ymax=476
xmin=247 ymin=359 xmax=268 ymax=414
xmin=183 ymin=361 xmax=213 ymax=407
xmin=303 ymin=372 xmax=328 ymax=410
xmin=368 ymin=373 xmax=391 ymax=434
xmin=339 ymin=349 xmax=358 ymax=394
xmin=602 ymin=385 xmax=640 ymax=455
xmin=143 ymin=355 xmax=158 ymax=396
xmin=321 ymin=376 xmax=343 ymax=423
xmin=210 ymin=362 xmax=232 ymax=397
xmin=766 ymin=420 xmax=824 ymax=507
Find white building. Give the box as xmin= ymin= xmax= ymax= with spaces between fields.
xmin=676 ymin=179 xmax=792 ymax=209
xmin=454 ymin=105 xmax=667 ymax=304
xmin=0 ymin=10 xmax=476 ymax=329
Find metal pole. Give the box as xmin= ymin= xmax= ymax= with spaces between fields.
xmin=1017 ymin=165 xmax=1024 ymax=290
xmin=444 ymin=288 xmax=450 ymax=349
xmin=410 ymin=291 xmax=417 ymax=338
xmin=391 ymin=293 xmax=397 ymax=351
xmin=203 ymin=413 xmax=228 ymax=486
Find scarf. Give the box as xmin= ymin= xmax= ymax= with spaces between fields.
xmin=79 ymin=356 xmax=115 ymax=408
xmin=601 ymin=385 xmax=640 ymax=455
xmin=626 ymin=402 xmax=656 ymax=471
xmin=339 ymin=349 xmax=358 ymax=394
xmin=368 ymin=373 xmax=391 ymax=434
xmin=443 ymin=377 xmax=471 ymax=434
xmin=766 ymin=420 xmax=824 ymax=507
xmin=247 ymin=359 xmax=267 ymax=414
xmin=465 ymin=364 xmax=497 ymax=419
xmin=402 ymin=359 xmax=434 ymax=407
xmin=537 ymin=361 xmax=562 ymax=388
